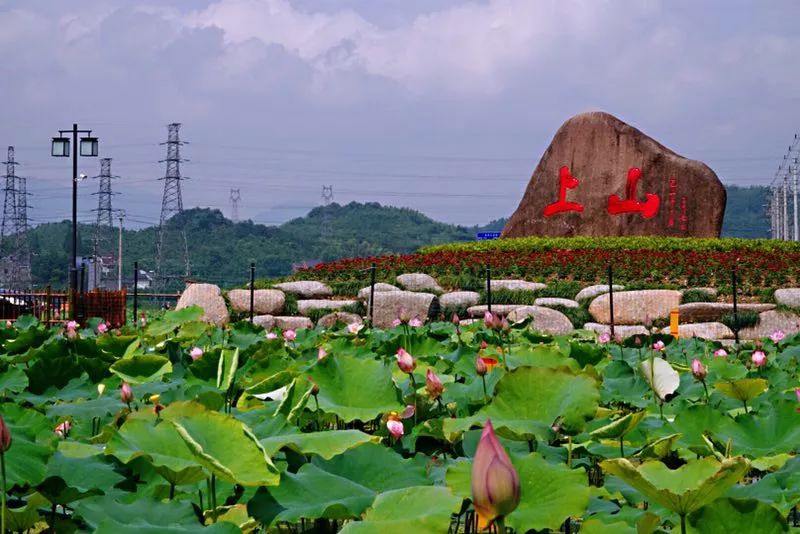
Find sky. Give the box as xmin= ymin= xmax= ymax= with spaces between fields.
xmin=0 ymin=0 xmax=798 ymax=229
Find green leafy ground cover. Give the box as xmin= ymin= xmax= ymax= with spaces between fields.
xmin=0 ymin=308 xmax=798 ymax=532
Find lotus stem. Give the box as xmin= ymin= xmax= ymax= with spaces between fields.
xmin=1 ymin=452 xmax=6 ymax=534
xmin=409 ymin=373 xmax=418 ymax=425
xmin=481 ymin=375 xmax=488 ymax=405
xmin=210 ymin=474 xmax=217 ymax=520
xmin=620 ymin=435 xmax=625 ymax=458
xmin=567 ymin=436 xmax=573 ymax=468
xmin=680 ymin=513 xmax=686 ymax=534
xmin=701 ymin=381 xmax=710 ymax=403
xmin=495 ymin=516 xmax=505 ymax=534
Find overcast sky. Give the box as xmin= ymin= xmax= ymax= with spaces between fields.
xmin=0 ymin=0 xmax=797 ymax=228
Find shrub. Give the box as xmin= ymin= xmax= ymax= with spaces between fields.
xmin=681 ymin=289 xmax=717 ymax=303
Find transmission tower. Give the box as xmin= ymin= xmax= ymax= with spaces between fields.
xmin=769 ymin=134 xmax=799 ymax=241
xmin=229 ymin=188 xmax=241 ymax=222
xmin=0 ymin=147 xmax=31 ymax=289
xmin=320 ymin=185 xmax=334 ymax=239
xmin=91 ymin=158 xmax=118 ymax=287
xmin=154 ymin=123 xmax=190 ymax=289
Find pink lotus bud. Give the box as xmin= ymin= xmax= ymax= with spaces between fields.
xmin=713 ymin=348 xmax=728 ymax=358
xmin=66 ymin=329 xmax=77 ymax=341
xmin=451 ymin=313 xmax=460 ymax=325
xmin=409 ymin=317 xmax=423 ymax=328
xmin=653 ymin=340 xmax=665 ymax=352
xmin=483 ymin=311 xmax=494 ymax=329
xmin=751 ymin=350 xmax=767 ymax=367
xmin=190 ymin=347 xmax=204 ymax=361
xmin=317 ymin=347 xmax=327 ymax=361
xmin=391 ymin=318 xmax=402 ymax=328
xmin=266 ymin=332 xmax=278 ymax=340
xmin=120 ymin=382 xmax=133 ymax=404
xmin=471 ymin=419 xmax=520 ymax=527
xmin=480 ymin=341 xmax=488 ymax=351
xmin=795 ymin=388 xmax=800 ymax=403
xmin=400 ymin=404 xmax=415 ymax=419
xmin=139 ymin=315 xmax=147 ymax=327
xmin=154 ymin=403 xmax=165 ymax=416
xmin=54 ymin=421 xmax=71 ymax=438
xmin=398 ymin=307 xmax=411 ymax=323
xmin=598 ymin=332 xmax=611 ymax=344
xmin=97 ymin=323 xmax=108 ymax=334
xmin=309 ymin=378 xmax=319 ymax=396
xmin=643 ymin=313 xmax=653 ymax=329
xmin=283 ymin=329 xmax=296 ymax=342
xmin=425 ymin=368 xmax=444 ymax=399
xmin=395 ymin=348 xmax=416 ymax=374
xmin=386 ymin=419 xmax=404 ymax=439
xmin=347 ymin=322 xmax=364 ymax=335
xmin=634 ymin=336 xmax=642 ymax=347
xmin=4 ymin=320 xmax=11 ymax=328
xmin=691 ymin=358 xmax=707 ymax=381
xmin=769 ymin=330 xmax=785 ymax=343
xmin=0 ymin=414 xmax=11 ymax=453
xmin=475 ymin=355 xmax=488 ymax=376
xmin=500 ymin=317 xmax=510 ymax=332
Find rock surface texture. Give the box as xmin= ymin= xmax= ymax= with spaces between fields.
xmin=589 ymin=289 xmax=681 ymax=325
xmin=502 ymin=111 xmax=726 ymax=238
xmin=228 ymin=289 xmax=285 ymax=315
xmin=678 ymin=303 xmax=775 ymax=323
xmin=396 ymin=273 xmax=442 ymax=292
xmin=273 ymin=281 xmax=333 ymax=299
xmin=774 ymin=288 xmax=800 ymax=308
xmin=372 ymin=291 xmax=437 ymax=328
xmin=176 ymin=283 xmax=229 ymax=326
xmin=506 ymin=306 xmax=574 ymax=335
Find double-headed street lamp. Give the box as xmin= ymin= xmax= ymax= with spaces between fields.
xmin=51 ymin=124 xmax=99 ymax=314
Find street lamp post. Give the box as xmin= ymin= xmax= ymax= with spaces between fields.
xmin=52 ymin=124 xmax=99 ymax=318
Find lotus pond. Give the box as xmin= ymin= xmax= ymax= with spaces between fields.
xmin=0 ymin=307 xmax=799 ymax=533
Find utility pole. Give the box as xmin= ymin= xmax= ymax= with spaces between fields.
xmin=783 ymin=174 xmax=790 ymax=241
xmin=154 ymin=123 xmax=190 ymax=291
xmin=118 ymin=210 xmax=125 ymax=291
xmin=793 ymin=162 xmax=799 ymax=241
xmin=0 ymin=147 xmax=31 ymax=289
xmin=229 ymin=188 xmax=240 ymax=222
xmin=92 ymin=158 xmax=118 ymax=289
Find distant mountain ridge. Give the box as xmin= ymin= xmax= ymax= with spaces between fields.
xmin=23 ymin=186 xmax=769 ymax=287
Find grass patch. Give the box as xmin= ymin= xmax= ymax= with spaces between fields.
xmin=721 ymin=310 xmax=760 ymax=331
xmin=681 ymin=288 xmax=717 ymax=304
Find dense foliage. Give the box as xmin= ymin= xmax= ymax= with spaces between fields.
xmin=299 ymin=237 xmax=800 ymax=297
xmin=0 ymin=309 xmax=797 ymax=532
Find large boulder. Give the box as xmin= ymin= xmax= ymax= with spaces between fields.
xmin=739 ymin=310 xmax=800 ymax=340
xmin=252 ymin=315 xmax=275 ymax=330
xmin=502 ymin=111 xmax=726 ymax=238
xmin=774 ymin=288 xmax=800 ymax=308
xmin=584 ymin=323 xmax=649 ymax=338
xmin=678 ymin=302 xmax=775 ymax=323
xmin=467 ymin=304 xmax=524 ymax=318
xmin=439 ymin=291 xmax=481 ymax=309
xmin=589 ymin=289 xmax=681 ymax=325
xmin=228 ymin=289 xmax=285 ymax=315
xmin=487 ymin=280 xmax=545 ymax=292
xmin=506 ymin=306 xmax=574 ymax=335
xmin=317 ymin=312 xmax=363 ymax=329
xmin=396 ymin=273 xmax=442 ymax=292
xmin=357 ymin=283 xmax=401 ymax=301
xmin=659 ymin=322 xmax=734 ymax=340
xmin=575 ymin=284 xmax=624 ymax=302
xmin=372 ymin=291 xmax=438 ymax=329
xmin=273 ymin=281 xmax=333 ymax=299
xmin=274 ymin=316 xmax=314 ymax=331
xmin=297 ymin=299 xmax=358 ymax=317
xmin=534 ymin=297 xmax=579 ymax=309
xmin=176 ymin=283 xmax=229 ymax=326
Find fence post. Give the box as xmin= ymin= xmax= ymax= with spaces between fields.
xmin=731 ymin=267 xmax=739 ymax=345
xmin=368 ymin=262 xmax=377 ymax=326
xmin=607 ymin=265 xmax=615 ymax=340
xmin=249 ymin=262 xmax=255 ymax=322
xmin=486 ymin=265 xmax=492 ymax=314
xmin=45 ymin=285 xmax=52 ymax=325
xmin=133 ymin=261 xmax=139 ymax=326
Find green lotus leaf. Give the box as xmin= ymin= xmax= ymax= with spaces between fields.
xmin=260 ymin=430 xmax=381 ymax=460
xmin=600 ymin=456 xmax=750 ymax=517
xmin=216 ymin=347 xmax=239 ymax=391
xmin=726 ymin=457 xmax=800 ymax=515
xmin=109 ymin=354 xmax=172 ymax=385
xmin=714 ymin=378 xmax=768 ymax=403
xmin=712 ymin=401 xmax=800 ymax=457
xmin=247 ymin=443 xmax=430 ymax=525
xmin=687 ymin=498 xmax=788 ymax=533
xmin=37 ymin=451 xmax=125 ymax=505
xmin=95 ymin=334 xmax=138 ymax=358
xmin=0 ymin=365 xmax=28 ymax=396
xmin=308 ymin=355 xmax=403 ymax=423
xmin=590 ymin=412 xmax=646 ymax=440
xmin=443 ymin=367 xmax=600 ymax=440
xmin=640 ymin=358 xmax=679 ymax=402
xmin=144 ymin=306 xmax=204 ymax=338
xmin=161 ymin=401 xmax=279 ymax=487
xmin=445 ymin=453 xmax=590 ymax=532
xmin=2 ymin=493 xmax=48 ymax=532
xmin=637 ymin=433 xmax=682 ymax=459
xmin=580 ymin=518 xmax=637 ymax=534
xmin=0 ymin=403 xmax=56 ymax=488
xmin=672 ymin=404 xmax=727 ymax=453
xmin=505 ymin=344 xmax=579 ymax=372
xmin=274 ymin=377 xmax=313 ymax=424
xmin=105 ymin=413 xmax=205 ymax=486
xmin=339 ymin=486 xmax=463 ymax=533
xmin=600 ymin=360 xmax=651 ymax=408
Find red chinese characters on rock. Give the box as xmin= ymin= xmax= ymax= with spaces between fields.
xmin=543 ymin=166 xmax=584 ymax=217
xmin=607 ymin=168 xmax=660 ymax=219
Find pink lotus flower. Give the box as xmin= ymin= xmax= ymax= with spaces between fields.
xmin=795 ymin=388 xmax=800 ymax=403
xmin=713 ymin=348 xmax=728 ymax=358
xmin=120 ymin=383 xmax=133 ymax=405
xmin=139 ymin=315 xmax=147 ymax=327
xmin=55 ymin=421 xmax=71 ymax=438
xmin=400 ymin=404 xmax=415 ymax=419
xmin=653 ymin=340 xmax=666 ymax=352
xmin=96 ymin=323 xmax=108 ymax=334
xmin=0 ymin=414 xmax=11 ymax=453
xmin=266 ymin=332 xmax=278 ymax=340
xmin=425 ymin=369 xmax=444 ymax=399
xmin=283 ymin=329 xmax=296 ymax=342
xmin=391 ymin=318 xmax=402 ymax=328
xmin=691 ymin=358 xmax=707 ymax=381
xmin=386 ymin=419 xmax=404 ymax=439
xmin=395 ymin=348 xmax=416 ymax=373
xmin=598 ymin=332 xmax=611 ymax=344
xmin=317 ymin=347 xmax=328 ymax=361
xmin=770 ymin=330 xmax=785 ymax=343
xmin=190 ymin=347 xmax=204 ymax=361
xmin=347 ymin=322 xmax=364 ymax=335
xmin=471 ymin=419 xmax=520 ymax=529
xmin=409 ymin=317 xmax=423 ymax=328
xmin=752 ymin=350 xmax=767 ymax=367
xmin=66 ymin=320 xmax=78 ymax=331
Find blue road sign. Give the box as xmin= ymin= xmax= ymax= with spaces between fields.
xmin=476 ymin=231 xmax=501 ymax=240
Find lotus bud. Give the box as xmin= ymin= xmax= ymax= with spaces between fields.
xmin=120 ymin=383 xmax=133 ymax=404
xmin=713 ymin=348 xmax=728 ymax=358
xmin=0 ymin=414 xmax=11 ymax=453
xmin=395 ymin=348 xmax=416 ymax=373
xmin=4 ymin=320 xmax=11 ymax=328
xmin=500 ymin=317 xmax=510 ymax=332
xmin=96 ymin=322 xmax=108 ymax=334
xmin=643 ymin=313 xmax=653 ymax=329
xmin=386 ymin=419 xmax=404 ymax=439
xmin=154 ymin=403 xmax=165 ymax=416
xmin=770 ymin=330 xmax=785 ymax=343
xmin=149 ymin=394 xmax=161 ymax=404
xmin=409 ymin=317 xmax=423 ymax=328
xmin=190 ymin=347 xmax=203 ymax=361
xmin=471 ymin=419 xmax=520 ymax=528
xmin=266 ymin=332 xmax=278 ymax=340
xmin=451 ymin=313 xmax=460 ymax=325
xmin=317 ymin=347 xmax=327 ymax=361
xmin=652 ymin=340 xmax=665 ymax=352
xmin=391 ymin=319 xmax=402 ymax=328
xmin=598 ymin=331 xmax=611 ymax=344
xmin=634 ymin=336 xmax=642 ymax=347
xmin=480 ymin=340 xmax=488 ymax=351
xmin=425 ymin=368 xmax=444 ymax=399
xmin=139 ymin=315 xmax=147 ymax=327
xmin=691 ymin=358 xmax=707 ymax=381
xmin=97 ymin=383 xmax=106 ymax=397
xmin=475 ymin=355 xmax=488 ymax=376
xmin=347 ymin=322 xmax=364 ymax=335
xmin=309 ymin=378 xmax=319 ymax=396
xmin=751 ymin=350 xmax=767 ymax=367
xmin=795 ymin=388 xmax=800 ymax=403
xmin=483 ymin=311 xmax=494 ymax=329
xmin=283 ymin=329 xmax=296 ymax=342
xmin=400 ymin=404 xmax=415 ymax=419
xmin=54 ymin=420 xmax=71 ymax=438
